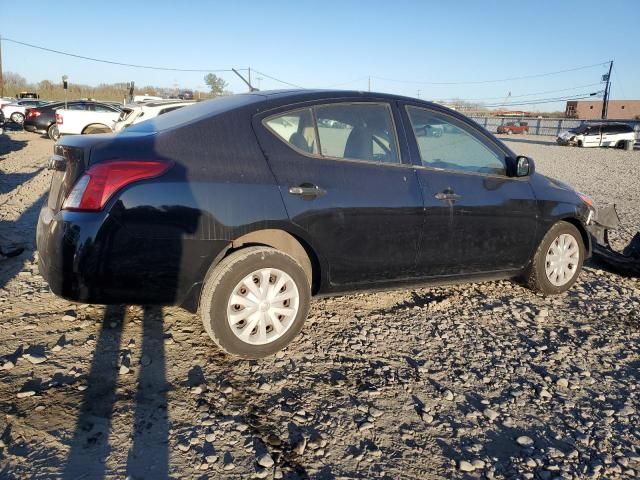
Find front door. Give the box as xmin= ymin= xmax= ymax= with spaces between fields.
xmin=583 ymin=126 xmax=602 ymax=147
xmin=401 ymin=104 xmax=539 ymax=275
xmin=253 ymin=101 xmax=424 ymax=287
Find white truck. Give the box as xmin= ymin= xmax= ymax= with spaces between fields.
xmin=55 ymin=102 xmax=122 ymax=136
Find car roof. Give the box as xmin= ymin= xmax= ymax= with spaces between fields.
xmin=125 ymin=90 xmax=467 ymax=135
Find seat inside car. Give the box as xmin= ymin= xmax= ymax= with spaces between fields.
xmin=289 ymin=131 xmax=313 ymax=153
xmin=344 ymin=126 xmax=374 ymax=160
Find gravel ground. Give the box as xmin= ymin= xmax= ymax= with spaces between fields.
xmin=0 ymin=131 xmax=638 ymax=479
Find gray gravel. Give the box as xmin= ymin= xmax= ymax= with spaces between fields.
xmin=0 ymin=132 xmax=638 ymax=479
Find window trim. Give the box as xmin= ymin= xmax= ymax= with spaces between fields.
xmin=261 ymin=101 xmax=404 ymax=166
xmin=404 ymin=105 xmax=510 ymax=178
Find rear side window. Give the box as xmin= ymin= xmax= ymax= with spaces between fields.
xmin=264 ymin=108 xmax=318 ymax=154
xmin=67 ymin=103 xmax=88 ymax=111
xmin=407 ymin=106 xmax=505 ymax=175
xmin=315 ymin=104 xmax=398 ymax=163
xmin=94 ymin=104 xmax=118 ymax=112
xmin=263 ymin=103 xmax=399 ymax=164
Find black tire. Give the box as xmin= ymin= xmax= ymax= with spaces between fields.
xmin=10 ymin=112 xmax=24 ymax=124
xmin=524 ymin=221 xmax=585 ymax=295
xmin=199 ymin=246 xmax=311 ymax=358
xmin=577 ymin=140 xmax=583 ymax=147
xmin=48 ymin=124 xmax=60 ymax=141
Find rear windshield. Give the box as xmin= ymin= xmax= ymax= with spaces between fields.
xmin=125 ymin=94 xmax=263 ymax=133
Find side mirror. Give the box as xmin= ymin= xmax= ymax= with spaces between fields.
xmin=516 ymin=155 xmax=534 ymax=177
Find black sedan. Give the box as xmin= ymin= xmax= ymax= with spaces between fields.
xmin=37 ymin=90 xmax=594 ymax=358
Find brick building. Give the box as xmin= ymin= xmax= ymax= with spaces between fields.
xmin=565 ymin=100 xmax=640 ymax=120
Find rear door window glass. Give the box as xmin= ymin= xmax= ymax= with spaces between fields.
xmin=94 ymin=104 xmax=118 ymax=112
xmin=264 ymin=108 xmax=318 ymax=154
xmin=67 ymin=103 xmax=88 ymax=111
xmin=314 ymin=104 xmax=399 ymax=164
xmin=407 ymin=106 xmax=506 ymax=175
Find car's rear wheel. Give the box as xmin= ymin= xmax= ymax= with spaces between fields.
xmin=577 ymin=140 xmax=583 ymax=147
xmin=10 ymin=112 xmax=24 ymax=124
xmin=48 ymin=124 xmax=60 ymax=141
xmin=199 ymin=246 xmax=311 ymax=358
xmin=524 ymin=221 xmax=584 ymax=295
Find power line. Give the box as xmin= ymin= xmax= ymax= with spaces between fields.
xmin=481 ymin=92 xmax=603 ymax=108
xmin=2 ymin=36 xmax=240 ymax=73
xmin=251 ymin=69 xmax=304 ymax=89
xmin=448 ymin=83 xmax=603 ymax=102
xmin=319 ymin=77 xmax=369 ymax=88
xmin=612 ymin=64 xmax=626 ymax=99
xmin=372 ymin=62 xmax=610 ymax=85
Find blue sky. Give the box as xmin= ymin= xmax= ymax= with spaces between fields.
xmin=1 ymin=0 xmax=637 ymax=111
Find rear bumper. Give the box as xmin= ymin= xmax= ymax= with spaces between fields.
xmin=37 ymin=204 xmax=228 ymax=307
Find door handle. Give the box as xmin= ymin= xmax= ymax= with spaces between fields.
xmin=288 ymin=183 xmax=326 ymax=199
xmin=435 ymin=190 xmax=461 ymax=201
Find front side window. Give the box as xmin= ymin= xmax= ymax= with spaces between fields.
xmin=314 ymin=104 xmax=399 ymax=163
xmin=407 ymin=106 xmax=506 ymax=175
xmin=264 ymin=108 xmax=318 ymax=154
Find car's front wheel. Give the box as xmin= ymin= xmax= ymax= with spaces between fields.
xmin=200 ymin=246 xmax=311 ymax=358
xmin=524 ymin=221 xmax=585 ymax=295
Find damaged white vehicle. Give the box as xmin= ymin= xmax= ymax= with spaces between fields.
xmin=557 ymin=123 xmax=635 ymax=148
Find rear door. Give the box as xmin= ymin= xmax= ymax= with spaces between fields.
xmin=401 ymin=103 xmax=539 ymax=275
xmin=253 ymin=100 xmax=424 ymax=287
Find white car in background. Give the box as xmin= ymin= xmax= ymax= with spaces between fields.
xmin=557 ymin=123 xmax=636 ymax=148
xmin=113 ymin=100 xmax=195 ymax=132
xmin=55 ymin=102 xmax=122 ymax=136
xmin=1 ymin=99 xmax=49 ymax=124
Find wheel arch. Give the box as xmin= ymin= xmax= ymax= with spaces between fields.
xmin=230 ymin=229 xmax=320 ymax=293
xmin=82 ymin=123 xmax=110 ymax=134
xmin=559 ymin=216 xmax=592 ymax=257
xmin=183 ymin=228 xmax=322 ymax=313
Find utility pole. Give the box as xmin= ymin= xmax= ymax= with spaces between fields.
xmin=0 ymin=34 xmax=4 ymax=98
xmin=232 ymin=68 xmax=256 ymax=92
xmin=601 ymin=60 xmax=613 ymax=120
xmin=368 ymin=76 xmax=370 ymax=92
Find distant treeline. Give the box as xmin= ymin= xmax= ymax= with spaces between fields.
xmin=1 ymin=72 xmax=221 ymax=102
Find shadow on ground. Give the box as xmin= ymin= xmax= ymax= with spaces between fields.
xmin=63 ymin=305 xmax=169 ymax=479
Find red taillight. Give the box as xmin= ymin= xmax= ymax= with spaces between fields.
xmin=28 ymin=108 xmax=41 ymax=118
xmin=62 ymin=160 xmax=172 ymax=211
xmin=56 ymin=113 xmax=63 ymax=124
